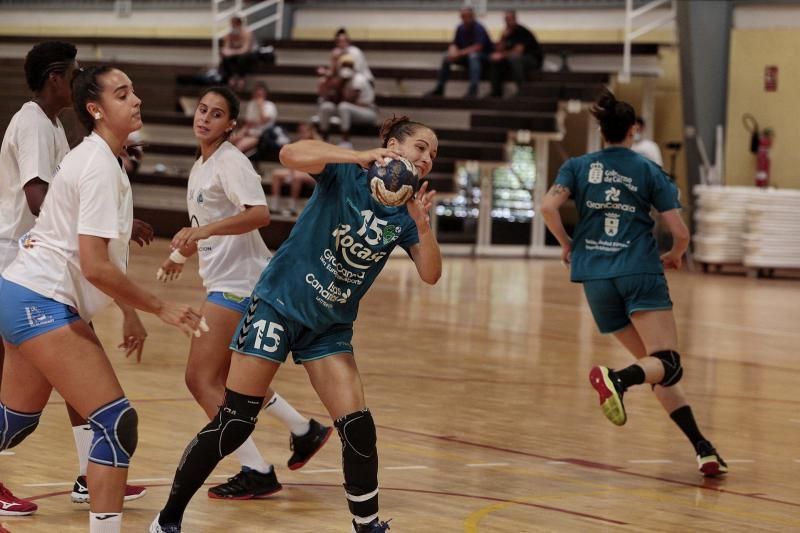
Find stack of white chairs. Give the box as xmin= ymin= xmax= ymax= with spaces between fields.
xmin=693 ymin=185 xmax=800 ymax=271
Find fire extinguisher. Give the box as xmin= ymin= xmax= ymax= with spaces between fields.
xmin=743 ymin=114 xmax=773 ymax=188
xmin=755 ymin=129 xmax=773 ymax=188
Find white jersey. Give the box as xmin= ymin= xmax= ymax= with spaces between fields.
xmin=0 ymin=101 xmax=70 ymax=271
xmin=345 ymin=45 xmax=374 ymax=83
xmin=3 ymin=132 xmax=133 ymax=321
xmin=632 ymin=138 xmax=663 ymax=166
xmin=187 ymin=141 xmax=270 ymax=297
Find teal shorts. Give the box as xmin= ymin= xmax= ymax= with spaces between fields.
xmin=582 ymin=273 xmax=672 ymax=334
xmin=229 ymin=295 xmax=354 ymax=364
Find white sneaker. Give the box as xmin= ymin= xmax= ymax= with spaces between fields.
xmin=149 ymin=514 xmax=181 ymax=533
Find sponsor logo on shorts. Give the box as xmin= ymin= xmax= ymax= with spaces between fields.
xmin=223 ymin=293 xmax=246 ymax=303
xmin=25 ymin=306 xmax=55 ymax=328
xmin=305 ymin=273 xmax=351 ymax=308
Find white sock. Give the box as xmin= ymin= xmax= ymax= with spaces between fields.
xmin=233 ymin=437 xmax=272 ymax=474
xmin=73 ymin=424 xmax=92 ymax=477
xmin=264 ymin=392 xmax=310 ymax=436
xmin=89 ymin=512 xmax=121 ymax=533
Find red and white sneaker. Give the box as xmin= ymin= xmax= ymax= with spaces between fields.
xmin=0 ymin=483 xmax=37 ymax=516
xmin=71 ymin=475 xmax=147 ymax=503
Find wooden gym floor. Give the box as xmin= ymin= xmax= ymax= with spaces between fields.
xmin=2 ymin=239 xmax=799 ymax=532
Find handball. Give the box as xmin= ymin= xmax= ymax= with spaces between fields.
xmin=368 ymin=157 xmax=418 ymax=207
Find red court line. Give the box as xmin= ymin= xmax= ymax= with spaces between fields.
xmin=362 ymin=422 xmax=800 ymax=510
xmin=25 ymin=482 xmax=627 ymax=526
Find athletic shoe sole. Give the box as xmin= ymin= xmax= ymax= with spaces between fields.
xmin=698 ymin=455 xmax=728 ymax=477
xmin=589 ymin=366 xmax=627 ymax=426
xmin=207 ymin=485 xmax=283 ymax=500
xmin=288 ymin=426 xmax=334 ymax=471
xmin=0 ymin=508 xmax=36 ymax=516
xmin=71 ymin=487 xmax=147 ymax=503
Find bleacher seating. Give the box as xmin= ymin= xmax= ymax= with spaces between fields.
xmin=0 ymin=34 xmax=660 ymax=244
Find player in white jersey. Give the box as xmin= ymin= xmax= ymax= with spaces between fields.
xmin=156 ymin=86 xmax=332 ymax=501
xmin=0 ymin=65 xmax=205 ymax=533
xmin=0 ymin=43 xmax=148 ymax=514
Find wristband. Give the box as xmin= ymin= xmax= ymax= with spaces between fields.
xmin=169 ymin=250 xmax=188 ymax=264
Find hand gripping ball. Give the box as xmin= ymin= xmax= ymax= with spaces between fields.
xmin=368 ymin=157 xmax=419 ymax=207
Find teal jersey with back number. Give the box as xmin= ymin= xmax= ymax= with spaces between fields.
xmin=554 ymin=146 xmax=680 ymax=282
xmin=253 ymin=163 xmax=419 ymax=331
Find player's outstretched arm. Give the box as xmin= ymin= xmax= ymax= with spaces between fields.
xmin=279 ymin=140 xmax=400 ymax=174
xmin=407 ymin=181 xmax=442 ymax=285
xmin=170 ymin=205 xmax=269 ymax=250
xmin=79 ymin=234 xmax=205 ymax=337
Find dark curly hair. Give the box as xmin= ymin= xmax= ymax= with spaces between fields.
xmin=590 ymin=88 xmax=636 ymax=144
xmin=24 ymin=40 xmax=78 ymax=92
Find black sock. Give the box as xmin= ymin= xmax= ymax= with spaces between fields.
xmin=669 ymin=405 xmax=707 ymax=450
xmin=612 ymin=364 xmax=646 ymax=391
xmin=159 ymin=389 xmax=264 ymax=526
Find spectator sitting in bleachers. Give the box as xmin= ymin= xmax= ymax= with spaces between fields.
xmin=427 ymin=6 xmax=493 ymax=98
xmin=270 ymin=122 xmax=321 ymax=216
xmin=317 ymin=28 xmax=374 ymax=85
xmin=316 ymin=55 xmax=377 ymax=148
xmin=219 ymin=15 xmax=255 ymax=91
xmin=230 ymin=82 xmax=288 ymax=158
xmin=489 ymin=10 xmax=543 ymax=98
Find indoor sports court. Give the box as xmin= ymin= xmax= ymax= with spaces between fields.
xmin=1 ymin=1 xmax=799 ymax=532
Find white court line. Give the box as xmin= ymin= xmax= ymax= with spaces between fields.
xmin=384 ymin=465 xmax=428 ymax=471
xmin=466 ymin=463 xmax=509 ymax=467
xmin=0 ymin=451 xmax=14 ymax=456
xmin=546 ymin=461 xmax=569 ymax=465
xmin=725 ymin=459 xmax=755 ymax=463
xmin=628 ymin=459 xmax=674 ymax=464
xmin=300 ymin=468 xmax=341 ymax=474
xmin=25 ymin=482 xmax=73 ymax=488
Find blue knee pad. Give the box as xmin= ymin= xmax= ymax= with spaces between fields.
xmin=88 ymin=397 xmax=138 ymax=468
xmin=0 ymin=402 xmax=41 ymax=451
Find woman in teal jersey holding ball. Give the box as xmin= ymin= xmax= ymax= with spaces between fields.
xmin=541 ymin=89 xmax=727 ymax=477
xmin=152 ymin=115 xmax=442 ymax=533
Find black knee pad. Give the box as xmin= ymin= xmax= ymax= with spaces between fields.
xmin=216 ymin=388 xmax=263 ymax=457
xmin=335 ymin=409 xmax=379 ymax=517
xmin=652 ymin=350 xmax=683 ymax=387
xmin=335 ymin=408 xmax=377 ymax=463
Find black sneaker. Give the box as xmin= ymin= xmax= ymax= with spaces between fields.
xmin=288 ymin=418 xmax=333 ymax=470
xmin=207 ymin=468 xmax=282 ymax=500
xmin=351 ymin=518 xmax=391 ymax=533
xmin=696 ymin=441 xmax=729 ymax=477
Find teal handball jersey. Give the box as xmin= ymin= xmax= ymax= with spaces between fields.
xmin=554 ymin=146 xmax=680 ymax=282
xmin=253 ymin=163 xmax=420 ymax=331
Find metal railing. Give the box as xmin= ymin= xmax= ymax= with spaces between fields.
xmin=620 ymin=0 xmax=674 ymax=82
xmin=211 ymin=0 xmax=283 ymax=63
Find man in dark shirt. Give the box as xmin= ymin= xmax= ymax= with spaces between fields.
xmin=489 ymin=11 xmax=543 ymax=98
xmin=427 ymin=7 xmax=493 ymax=98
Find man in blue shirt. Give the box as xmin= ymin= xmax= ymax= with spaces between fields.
xmin=427 ymin=6 xmax=493 ymax=98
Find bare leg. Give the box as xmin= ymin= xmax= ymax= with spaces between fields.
xmin=613 ymin=323 xmax=688 ymax=413
xmin=4 ymin=322 xmax=128 ymax=513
